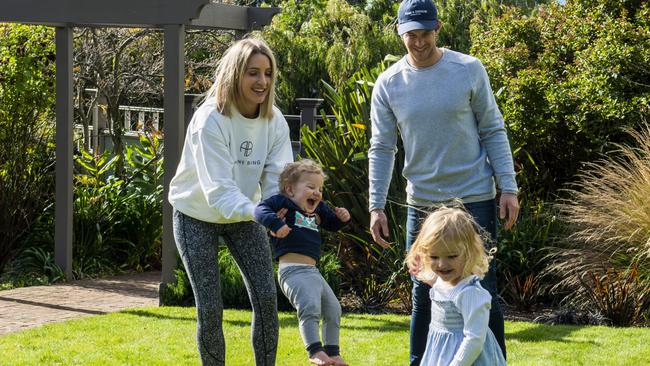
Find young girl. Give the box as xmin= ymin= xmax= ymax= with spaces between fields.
xmin=405 ymin=206 xmax=506 ymax=366
xmin=168 ymin=38 xmax=293 ymax=366
xmin=254 ymin=159 xmax=349 ymax=366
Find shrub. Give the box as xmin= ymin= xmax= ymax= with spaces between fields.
xmin=0 ymin=24 xmax=56 ymax=275
xmin=497 ymin=196 xmax=563 ymax=310
xmin=547 ymin=126 xmax=650 ymax=325
xmin=579 ymin=265 xmax=650 ymax=326
xmin=471 ymin=1 xmax=650 ymax=199
xmin=10 ymin=133 xmax=165 ymax=283
xmin=160 ymin=249 xmax=342 ymax=311
xmin=436 ymin=0 xmax=548 ymax=54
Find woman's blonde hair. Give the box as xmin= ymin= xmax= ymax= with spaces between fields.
xmin=279 ymin=159 xmax=325 ymax=195
xmin=405 ymin=206 xmax=490 ymax=282
xmin=204 ymin=37 xmax=277 ymax=118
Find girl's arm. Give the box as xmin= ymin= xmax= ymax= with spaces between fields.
xmin=449 ymin=285 xmax=492 ymax=366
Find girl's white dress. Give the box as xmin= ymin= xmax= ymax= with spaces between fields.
xmin=420 ymin=275 xmax=506 ymax=366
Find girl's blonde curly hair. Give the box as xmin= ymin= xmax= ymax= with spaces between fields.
xmin=405 ymin=206 xmax=491 ymax=282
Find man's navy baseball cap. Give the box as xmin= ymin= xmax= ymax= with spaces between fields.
xmin=397 ymin=0 xmax=439 ymax=35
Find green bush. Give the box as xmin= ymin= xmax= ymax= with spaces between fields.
xmin=436 ymin=0 xmax=548 ymax=54
xmin=9 ymin=133 xmax=164 ymax=283
xmin=470 ymin=1 xmax=650 ymax=198
xmin=0 ymin=24 xmax=56 ymax=275
xmin=496 ymin=196 xmax=564 ymax=310
xmin=160 ymin=248 xmax=342 ymax=311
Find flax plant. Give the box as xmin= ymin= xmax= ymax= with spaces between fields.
xmin=301 ymin=56 xmax=412 ymax=310
xmin=547 ymin=126 xmax=650 ymax=324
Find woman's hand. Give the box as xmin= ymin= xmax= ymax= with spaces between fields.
xmin=276 ymin=208 xmax=288 ymax=220
xmin=273 ymin=224 xmax=291 ymax=238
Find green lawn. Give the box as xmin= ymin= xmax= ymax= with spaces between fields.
xmin=0 ymin=307 xmax=648 ymax=365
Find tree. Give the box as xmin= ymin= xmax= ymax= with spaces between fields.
xmin=73 ymin=28 xmax=164 ymax=176
xmin=261 ymin=0 xmax=403 ymax=112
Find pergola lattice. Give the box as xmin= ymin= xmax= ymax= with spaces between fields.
xmin=0 ymin=0 xmax=280 ymax=301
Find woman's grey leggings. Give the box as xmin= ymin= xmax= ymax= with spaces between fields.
xmin=173 ymin=210 xmax=278 ymax=366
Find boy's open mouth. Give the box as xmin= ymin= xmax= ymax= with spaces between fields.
xmin=307 ymin=198 xmax=317 ymax=207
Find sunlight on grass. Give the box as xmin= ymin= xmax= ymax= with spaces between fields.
xmin=1 ymin=307 xmax=648 ymax=365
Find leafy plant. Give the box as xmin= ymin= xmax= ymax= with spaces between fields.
xmin=497 ymin=196 xmax=562 ymax=309
xmin=159 ymin=268 xmax=195 ymax=307
xmin=112 ymin=133 xmax=164 ymax=271
xmin=579 ymin=265 xmax=650 ymax=326
xmin=436 ymin=0 xmax=548 ymax=54
xmin=300 ymin=57 xmax=412 ymax=310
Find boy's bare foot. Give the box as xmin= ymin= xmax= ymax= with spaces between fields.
xmin=309 ymin=351 xmax=334 ymax=365
xmin=329 ymin=355 xmax=348 ymax=366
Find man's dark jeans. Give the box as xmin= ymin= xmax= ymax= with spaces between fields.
xmin=405 ymin=199 xmax=506 ymax=366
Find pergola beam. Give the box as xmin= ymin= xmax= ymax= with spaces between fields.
xmin=0 ymin=1 xmax=279 ymax=31
xmin=190 ymin=4 xmax=281 ymax=30
xmin=0 ymin=0 xmax=209 ymax=27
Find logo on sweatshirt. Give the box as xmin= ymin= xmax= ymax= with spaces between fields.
xmin=240 ymin=141 xmax=253 ymax=157
xmin=294 ymin=212 xmax=319 ymax=232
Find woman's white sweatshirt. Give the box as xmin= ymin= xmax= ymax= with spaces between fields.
xmin=168 ymin=100 xmax=293 ymax=223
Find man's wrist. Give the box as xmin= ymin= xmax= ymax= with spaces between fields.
xmin=370 ymin=208 xmax=385 ymax=214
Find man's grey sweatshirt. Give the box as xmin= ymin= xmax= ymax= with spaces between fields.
xmin=368 ymin=49 xmax=518 ymax=211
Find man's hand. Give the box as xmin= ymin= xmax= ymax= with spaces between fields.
xmin=335 ymin=207 xmax=351 ymax=223
xmin=370 ymin=209 xmax=391 ymax=248
xmin=499 ymin=192 xmax=520 ymax=231
xmin=273 ymin=224 xmax=291 ymax=238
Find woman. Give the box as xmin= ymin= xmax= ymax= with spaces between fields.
xmin=168 ymin=38 xmax=293 ymax=366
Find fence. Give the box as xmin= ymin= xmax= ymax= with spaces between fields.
xmin=74 ymin=96 xmax=334 ymax=157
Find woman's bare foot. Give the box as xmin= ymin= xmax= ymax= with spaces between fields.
xmin=329 ymin=355 xmax=348 ymax=366
xmin=309 ymin=351 xmax=333 ymax=365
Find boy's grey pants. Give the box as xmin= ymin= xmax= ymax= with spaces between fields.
xmin=173 ymin=210 xmax=278 ymax=366
xmin=278 ymin=265 xmax=342 ymax=355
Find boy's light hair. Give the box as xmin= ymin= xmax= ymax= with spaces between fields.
xmin=405 ymin=206 xmax=490 ymax=282
xmin=203 ymin=37 xmax=277 ymax=118
xmin=279 ymin=159 xmax=325 ymax=195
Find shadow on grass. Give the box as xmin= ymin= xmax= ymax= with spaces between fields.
xmin=121 ymin=309 xmax=196 ymax=322
xmin=222 ymin=312 xmax=409 ymax=332
xmin=506 ymin=322 xmax=596 ymax=345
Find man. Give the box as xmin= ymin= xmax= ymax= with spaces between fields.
xmin=368 ymin=0 xmax=520 ymax=364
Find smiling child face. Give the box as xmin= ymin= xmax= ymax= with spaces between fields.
xmin=427 ymin=243 xmax=466 ymax=286
xmin=285 ymin=173 xmax=324 ymax=214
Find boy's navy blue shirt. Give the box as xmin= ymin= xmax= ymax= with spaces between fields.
xmin=254 ymin=194 xmax=346 ymax=261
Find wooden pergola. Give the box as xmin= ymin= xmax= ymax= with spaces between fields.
xmin=0 ymin=0 xmax=280 ymax=300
